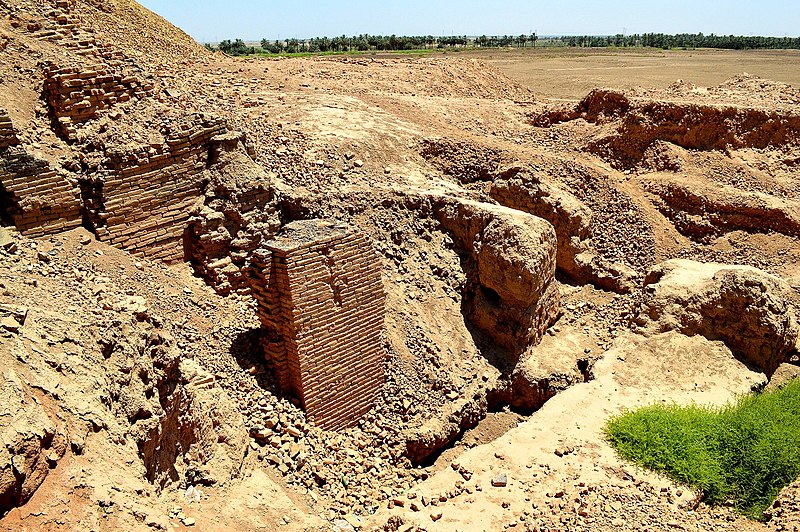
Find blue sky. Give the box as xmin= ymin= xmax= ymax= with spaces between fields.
xmin=138 ymin=0 xmax=800 ymax=43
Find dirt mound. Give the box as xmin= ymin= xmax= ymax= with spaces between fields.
xmin=1 ymin=0 xmax=206 ymax=68
xmin=419 ymin=138 xmax=507 ymax=182
xmin=0 ymin=369 xmax=67 ymax=515
xmin=530 ymin=88 xmax=631 ymax=127
xmin=74 ymin=0 xmax=207 ymax=65
xmin=420 ymin=137 xmax=646 ymax=292
xmin=679 ymin=73 xmax=800 ymax=109
xmin=594 ymin=102 xmax=800 ymax=168
xmin=435 ymin=197 xmax=561 ymax=353
xmin=637 ymin=259 xmax=800 ymax=375
xmin=265 ymin=56 xmax=535 ymax=101
xmin=533 ymin=77 xmax=800 ymax=170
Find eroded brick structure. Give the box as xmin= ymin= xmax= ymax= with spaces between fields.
xmin=32 ymin=0 xmax=155 ymax=139
xmin=44 ymin=66 xmax=154 ymax=138
xmin=89 ymin=115 xmax=227 ymax=262
xmin=0 ymin=109 xmax=82 ymax=236
xmin=0 ymin=110 xmax=18 ymax=148
xmin=249 ymin=220 xmax=386 ymax=430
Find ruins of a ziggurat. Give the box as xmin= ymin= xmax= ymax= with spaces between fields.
xmin=0 ymin=0 xmax=568 ymax=429
xmin=3 ymin=92 xmax=390 ymax=426
xmin=1 ymin=92 xmax=564 ymax=428
xmin=0 ymin=2 xmax=391 ymax=426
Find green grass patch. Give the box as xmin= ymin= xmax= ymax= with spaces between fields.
xmin=605 ymin=379 xmax=800 ymax=520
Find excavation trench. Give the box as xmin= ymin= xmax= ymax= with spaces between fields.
xmin=405 ymin=356 xmax=597 ymax=467
xmin=183 ymin=184 xmax=603 ymax=467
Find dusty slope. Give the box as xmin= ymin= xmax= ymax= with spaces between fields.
xmin=1 ymin=1 xmax=800 ymax=531
xmin=74 ymin=0 xmax=208 ymax=64
xmin=367 ymin=331 xmax=767 ymax=531
xmin=0 ymin=227 xmax=324 ymax=531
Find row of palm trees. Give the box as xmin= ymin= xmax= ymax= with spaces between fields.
xmin=211 ymin=32 xmax=800 ymax=56
xmin=560 ymin=33 xmax=800 ymax=50
xmin=255 ymin=33 xmax=539 ymax=54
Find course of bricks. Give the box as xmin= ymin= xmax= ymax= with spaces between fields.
xmin=44 ymin=65 xmax=155 ymax=138
xmin=1 ymin=100 xmax=267 ymax=267
xmin=0 ymin=110 xmax=82 ymax=236
xmin=19 ymin=0 xmax=157 ymax=139
xmin=249 ymin=220 xmax=386 ymax=431
xmin=0 ymin=110 xmax=19 ymax=149
xmin=92 ymin=115 xmax=227 ymax=262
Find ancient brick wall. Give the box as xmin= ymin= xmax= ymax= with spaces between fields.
xmin=0 ymin=110 xmax=82 ymax=236
xmin=182 ymin=131 xmax=280 ymax=295
xmin=4 ymin=3 xmax=279 ymax=277
xmin=1 ymin=103 xmax=271 ymax=272
xmin=249 ymin=220 xmax=386 ymax=431
xmin=0 ymin=111 xmax=19 ymax=149
xmin=29 ymin=0 xmax=156 ymax=142
xmin=92 ymin=116 xmax=227 ymax=262
xmin=44 ymin=66 xmax=154 ymax=138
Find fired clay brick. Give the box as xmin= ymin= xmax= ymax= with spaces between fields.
xmin=93 ymin=116 xmax=227 ymax=262
xmin=249 ymin=220 xmax=386 ymax=431
xmin=0 ymin=110 xmax=82 ymax=237
xmin=44 ymin=66 xmax=154 ymax=138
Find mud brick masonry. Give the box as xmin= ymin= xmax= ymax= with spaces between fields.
xmin=249 ymin=220 xmax=386 ymax=431
xmin=44 ymin=65 xmax=155 ymax=138
xmin=0 ymin=110 xmax=82 ymax=236
xmin=35 ymin=1 xmax=153 ymax=139
xmin=90 ymin=115 xmax=227 ymax=262
xmin=0 ymin=110 xmax=17 ymax=149
xmin=0 ymin=105 xmax=260 ymax=264
xmin=28 ymin=0 xmax=129 ymax=70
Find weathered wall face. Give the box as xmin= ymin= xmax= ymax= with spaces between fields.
xmin=249 ymin=220 xmax=386 ymax=431
xmin=432 ymin=196 xmax=561 ymax=355
xmin=4 ymin=2 xmax=278 ymax=280
xmin=638 ymin=259 xmax=800 ymax=376
xmin=91 ymin=115 xmax=227 ymax=262
xmin=2 ymin=100 xmax=277 ymax=280
xmin=183 ymin=133 xmax=281 ymax=295
xmin=32 ymin=0 xmax=158 ymax=141
xmin=44 ymin=66 xmax=154 ymax=138
xmin=0 ymin=110 xmax=82 ymax=236
xmin=0 ymin=111 xmax=18 ymax=149
xmin=25 ymin=0 xmax=126 ymax=67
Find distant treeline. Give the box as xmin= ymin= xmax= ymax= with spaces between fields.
xmin=560 ymin=33 xmax=800 ymax=50
xmin=211 ymin=34 xmax=539 ymax=55
xmin=209 ymin=32 xmax=800 ymax=56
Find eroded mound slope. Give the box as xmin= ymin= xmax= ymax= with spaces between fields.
xmin=534 ymin=79 xmax=800 ymax=169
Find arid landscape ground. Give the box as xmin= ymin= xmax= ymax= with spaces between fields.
xmin=1 ymin=1 xmax=800 ymax=531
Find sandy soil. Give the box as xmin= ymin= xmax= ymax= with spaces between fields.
xmin=469 ymin=48 xmax=800 ymax=99
xmin=1 ymin=2 xmax=800 ymax=531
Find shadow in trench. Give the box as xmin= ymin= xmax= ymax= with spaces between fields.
xmin=229 ymin=327 xmax=289 ymax=401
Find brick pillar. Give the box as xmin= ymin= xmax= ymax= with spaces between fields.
xmin=249 ymin=220 xmax=386 ymax=430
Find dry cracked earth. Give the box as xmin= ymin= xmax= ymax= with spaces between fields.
xmin=1 ymin=1 xmax=800 ymax=531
